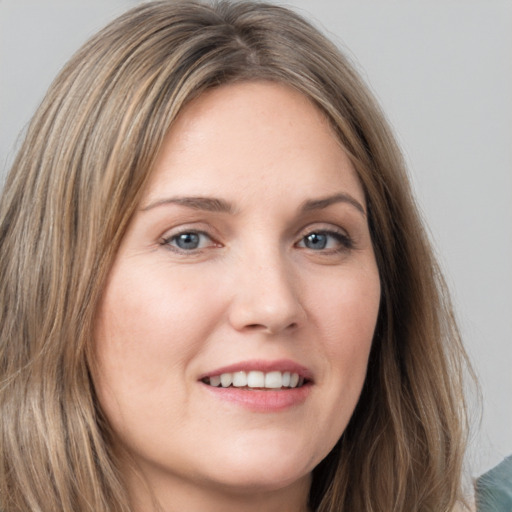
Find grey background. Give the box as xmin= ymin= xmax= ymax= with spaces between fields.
xmin=1 ymin=0 xmax=511 ymax=478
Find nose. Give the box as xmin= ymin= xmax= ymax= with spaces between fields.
xmin=227 ymin=251 xmax=305 ymax=335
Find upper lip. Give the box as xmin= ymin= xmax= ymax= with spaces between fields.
xmin=199 ymin=359 xmax=313 ymax=382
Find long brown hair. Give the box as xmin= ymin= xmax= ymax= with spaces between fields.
xmin=0 ymin=2 xmax=472 ymax=511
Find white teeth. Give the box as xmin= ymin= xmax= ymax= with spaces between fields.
xmin=247 ymin=371 xmax=265 ymax=388
xmin=206 ymin=371 xmax=305 ymax=389
xmin=220 ymin=373 xmax=232 ymax=387
xmin=264 ymin=371 xmax=283 ymax=389
xmin=209 ymin=375 xmax=221 ymax=387
xmin=232 ymin=371 xmax=247 ymax=387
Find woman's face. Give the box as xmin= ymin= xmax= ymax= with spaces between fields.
xmin=93 ymin=81 xmax=381 ymax=507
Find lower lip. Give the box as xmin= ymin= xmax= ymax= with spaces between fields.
xmin=201 ymin=383 xmax=312 ymax=413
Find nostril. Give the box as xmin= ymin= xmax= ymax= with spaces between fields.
xmin=245 ymin=321 xmax=298 ymax=333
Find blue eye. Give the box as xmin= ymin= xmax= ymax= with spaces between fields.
xmin=303 ymin=232 xmax=329 ymax=250
xmin=298 ymin=231 xmax=351 ymax=251
xmin=165 ymin=231 xmax=212 ymax=251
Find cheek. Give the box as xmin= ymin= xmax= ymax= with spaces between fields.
xmin=296 ymin=267 xmax=380 ymax=464
xmin=91 ymin=265 xmax=208 ymax=405
xmin=95 ymin=261 xmax=218 ymax=355
xmin=314 ymin=267 xmax=380 ymax=348
xmin=90 ymin=263 xmax=224 ymax=446
xmin=309 ymin=265 xmax=380 ymax=395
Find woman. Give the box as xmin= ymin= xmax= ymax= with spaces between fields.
xmin=0 ymin=1 xmax=473 ymax=511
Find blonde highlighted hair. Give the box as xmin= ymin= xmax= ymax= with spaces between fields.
xmin=0 ymin=1 xmax=471 ymax=511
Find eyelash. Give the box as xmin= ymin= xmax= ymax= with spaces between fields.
xmin=161 ymin=227 xmax=353 ymax=255
xmin=161 ymin=230 xmax=217 ymax=253
xmin=295 ymin=229 xmax=353 ymax=253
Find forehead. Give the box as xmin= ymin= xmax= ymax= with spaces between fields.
xmin=144 ymin=81 xmax=365 ymax=207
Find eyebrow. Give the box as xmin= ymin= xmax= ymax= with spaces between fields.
xmin=300 ymin=193 xmax=366 ymax=217
xmin=141 ymin=192 xmax=366 ymax=217
xmin=141 ymin=196 xmax=235 ymax=214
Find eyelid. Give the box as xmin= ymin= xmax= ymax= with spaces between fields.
xmin=160 ymin=225 xmax=221 ymax=254
xmin=296 ymin=222 xmax=349 ymax=240
xmin=295 ymin=224 xmax=354 ymax=251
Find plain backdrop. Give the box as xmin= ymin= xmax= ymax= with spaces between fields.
xmin=1 ymin=0 xmax=511 ymax=478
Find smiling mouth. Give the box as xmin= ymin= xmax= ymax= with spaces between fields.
xmin=202 ymin=370 xmax=307 ymax=389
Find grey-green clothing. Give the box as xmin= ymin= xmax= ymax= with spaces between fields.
xmin=476 ymin=456 xmax=512 ymax=512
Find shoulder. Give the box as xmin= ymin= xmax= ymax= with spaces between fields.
xmin=475 ymin=455 xmax=512 ymax=512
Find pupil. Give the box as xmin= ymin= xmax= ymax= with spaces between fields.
xmin=306 ymin=233 xmax=327 ymax=249
xmin=177 ymin=233 xmax=200 ymax=249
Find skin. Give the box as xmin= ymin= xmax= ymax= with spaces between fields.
xmin=93 ymin=81 xmax=381 ymax=512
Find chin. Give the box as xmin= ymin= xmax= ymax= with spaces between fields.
xmin=204 ymin=445 xmax=315 ymax=493
xmin=211 ymin=466 xmax=311 ymax=496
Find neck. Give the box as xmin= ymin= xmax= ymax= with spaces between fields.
xmin=125 ymin=465 xmax=312 ymax=512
